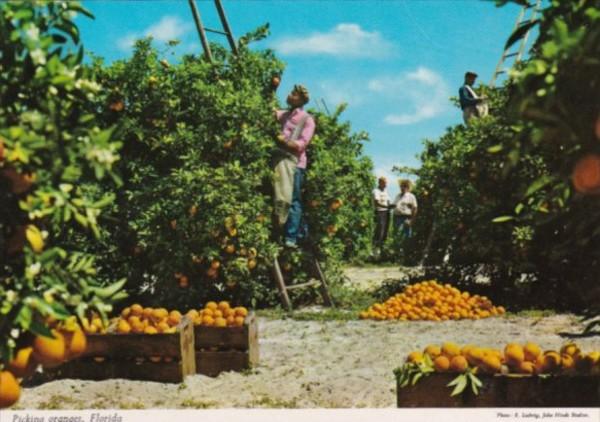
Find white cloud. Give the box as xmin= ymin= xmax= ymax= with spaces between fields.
xmin=368 ymin=67 xmax=450 ymax=125
xmin=144 ymin=16 xmax=191 ymax=43
xmin=116 ymin=16 xmax=192 ymax=51
xmin=271 ymin=23 xmax=394 ymax=58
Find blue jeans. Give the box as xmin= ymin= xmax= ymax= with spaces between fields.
xmin=394 ymin=215 xmax=412 ymax=239
xmin=284 ymin=168 xmax=305 ymax=244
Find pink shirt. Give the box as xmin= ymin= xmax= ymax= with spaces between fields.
xmin=276 ymin=108 xmax=315 ymax=169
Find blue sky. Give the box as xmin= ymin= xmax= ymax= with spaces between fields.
xmin=77 ymin=0 xmax=530 ymax=197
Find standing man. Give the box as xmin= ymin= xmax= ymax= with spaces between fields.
xmin=273 ymin=84 xmax=315 ymax=248
xmin=372 ymin=176 xmax=391 ymax=258
xmin=459 ymin=71 xmax=487 ymax=125
xmin=392 ymin=179 xmax=418 ymax=239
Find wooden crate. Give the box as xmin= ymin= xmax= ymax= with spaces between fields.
xmin=397 ymin=373 xmax=600 ymax=407
xmin=193 ymin=312 xmax=258 ymax=376
xmin=48 ymin=317 xmax=196 ymax=383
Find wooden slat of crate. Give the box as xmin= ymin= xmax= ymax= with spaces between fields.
xmin=397 ymin=373 xmax=600 ymax=407
xmin=194 ymin=313 xmax=258 ymax=376
xmin=194 ymin=313 xmax=255 ymax=349
xmin=48 ymin=317 xmax=195 ymax=383
xmin=53 ymin=359 xmax=188 ymax=384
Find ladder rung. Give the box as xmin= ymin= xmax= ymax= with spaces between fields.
xmin=504 ymin=52 xmax=519 ymax=58
xmin=285 ymin=280 xmax=320 ymax=291
xmin=496 ymin=70 xmax=507 ymax=75
xmin=205 ymin=27 xmax=230 ymax=36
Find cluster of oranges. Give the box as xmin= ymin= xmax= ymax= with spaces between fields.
xmin=115 ymin=304 xmax=181 ymax=334
xmin=186 ymin=301 xmax=248 ymax=327
xmin=407 ymin=342 xmax=600 ymax=375
xmin=1 ymin=317 xmax=87 ymax=408
xmin=80 ymin=312 xmax=109 ymax=334
xmin=359 ymin=280 xmax=505 ymax=321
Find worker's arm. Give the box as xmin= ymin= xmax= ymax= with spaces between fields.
xmin=283 ymin=116 xmax=315 ymax=153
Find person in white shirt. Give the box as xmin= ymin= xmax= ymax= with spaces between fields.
xmin=391 ymin=179 xmax=418 ymax=239
xmin=372 ymin=176 xmax=391 ymax=257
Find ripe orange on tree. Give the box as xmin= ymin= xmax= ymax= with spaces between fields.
xmin=8 ymin=347 xmax=37 ymax=378
xmin=32 ymin=329 xmax=66 ymax=367
xmin=0 ymin=371 xmax=20 ymax=409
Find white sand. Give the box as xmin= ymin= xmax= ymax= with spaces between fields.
xmin=13 ymin=267 xmax=600 ymax=409
xmin=14 ymin=314 xmax=600 ymax=409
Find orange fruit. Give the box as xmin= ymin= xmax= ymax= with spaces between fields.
xmin=423 ymin=344 xmax=441 ymax=358
xmin=537 ymin=352 xmax=561 ymax=373
xmin=202 ymin=316 xmax=215 ymax=326
xmin=234 ymin=316 xmax=245 ymax=327
xmin=205 ymin=301 xmax=218 ymax=311
xmin=523 ymin=342 xmax=542 ymax=362
xmin=225 ymin=244 xmax=236 ymax=254
xmin=213 ymin=309 xmax=223 ymax=319
xmin=226 ymin=315 xmax=235 ymax=326
xmin=247 ymin=259 xmax=257 ymax=270
xmin=441 ymin=342 xmax=461 ymax=358
xmin=130 ymin=304 xmax=143 ymax=316
xmin=117 ymin=320 xmax=131 ymax=334
xmin=144 ymin=326 xmax=158 ymax=334
xmin=449 ymin=355 xmax=469 ymax=373
xmin=157 ymin=322 xmax=170 ymax=333
xmin=572 ymin=154 xmax=600 ymax=195
xmin=168 ymin=311 xmax=182 ymax=326
xmin=518 ymin=361 xmax=535 ymax=375
xmin=214 ymin=317 xmax=227 ymax=328
xmin=0 ymin=371 xmax=20 ymax=408
xmin=504 ymin=343 xmax=525 ymax=367
xmin=121 ymin=307 xmax=131 ymax=318
xmin=142 ymin=307 xmax=154 ymax=320
xmin=218 ymin=301 xmax=230 ymax=311
xmin=223 ymin=308 xmax=236 ymax=318
xmin=202 ymin=308 xmax=214 ymax=318
xmin=8 ymin=347 xmax=37 ymax=378
xmin=210 ymin=260 xmax=221 ymax=270
xmin=466 ymin=347 xmax=485 ymax=366
xmin=433 ymin=355 xmax=450 ymax=372
xmin=480 ymin=355 xmax=502 ymax=374
xmin=186 ymin=309 xmax=199 ymax=320
xmin=65 ymin=329 xmax=87 ymax=359
xmin=33 ymin=329 xmax=66 ymax=367
xmin=152 ymin=308 xmax=168 ymax=320
xmin=560 ymin=343 xmax=580 ymax=357
xmin=235 ymin=306 xmax=248 ymax=318
xmin=406 ymin=351 xmax=424 ymax=364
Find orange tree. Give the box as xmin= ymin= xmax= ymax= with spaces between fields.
xmin=85 ymin=30 xmax=374 ymax=310
xmin=492 ymin=0 xmax=600 ymax=317
xmin=402 ymin=0 xmax=600 ymax=312
xmin=0 ymin=1 xmax=124 ymax=373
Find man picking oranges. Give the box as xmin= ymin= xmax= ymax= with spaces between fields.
xmin=272 ymin=84 xmax=315 ymax=248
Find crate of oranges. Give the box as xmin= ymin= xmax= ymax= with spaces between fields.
xmin=186 ymin=301 xmax=258 ymax=377
xmin=395 ymin=341 xmax=600 ymax=407
xmin=49 ymin=305 xmax=196 ymax=383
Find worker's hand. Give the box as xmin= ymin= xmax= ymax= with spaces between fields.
xmin=276 ymin=134 xmax=286 ymax=143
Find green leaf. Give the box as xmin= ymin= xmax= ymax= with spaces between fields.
xmin=487 ymin=144 xmax=503 ymax=153
xmin=66 ymin=3 xmax=95 ymax=19
xmin=15 ymin=306 xmax=32 ymax=330
xmin=448 ymin=374 xmax=467 ymax=396
xmin=90 ymin=278 xmax=127 ymax=300
xmin=492 ymin=215 xmax=514 ymax=223
xmin=505 ymin=19 xmax=539 ymax=50
xmin=525 ymin=175 xmax=553 ymax=197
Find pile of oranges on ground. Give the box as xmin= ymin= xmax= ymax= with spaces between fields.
xmin=186 ymin=301 xmax=249 ymax=327
xmin=1 ymin=317 xmax=87 ymax=408
xmin=360 ymin=280 xmax=505 ymax=321
xmin=406 ymin=342 xmax=600 ymax=375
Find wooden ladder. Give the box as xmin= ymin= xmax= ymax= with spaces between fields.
xmin=490 ymin=0 xmax=541 ymax=87
xmin=188 ymin=0 xmax=238 ymax=63
xmin=271 ymin=249 xmax=334 ymax=312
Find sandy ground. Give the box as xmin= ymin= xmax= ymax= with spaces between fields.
xmin=13 ymin=267 xmax=600 ymax=409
